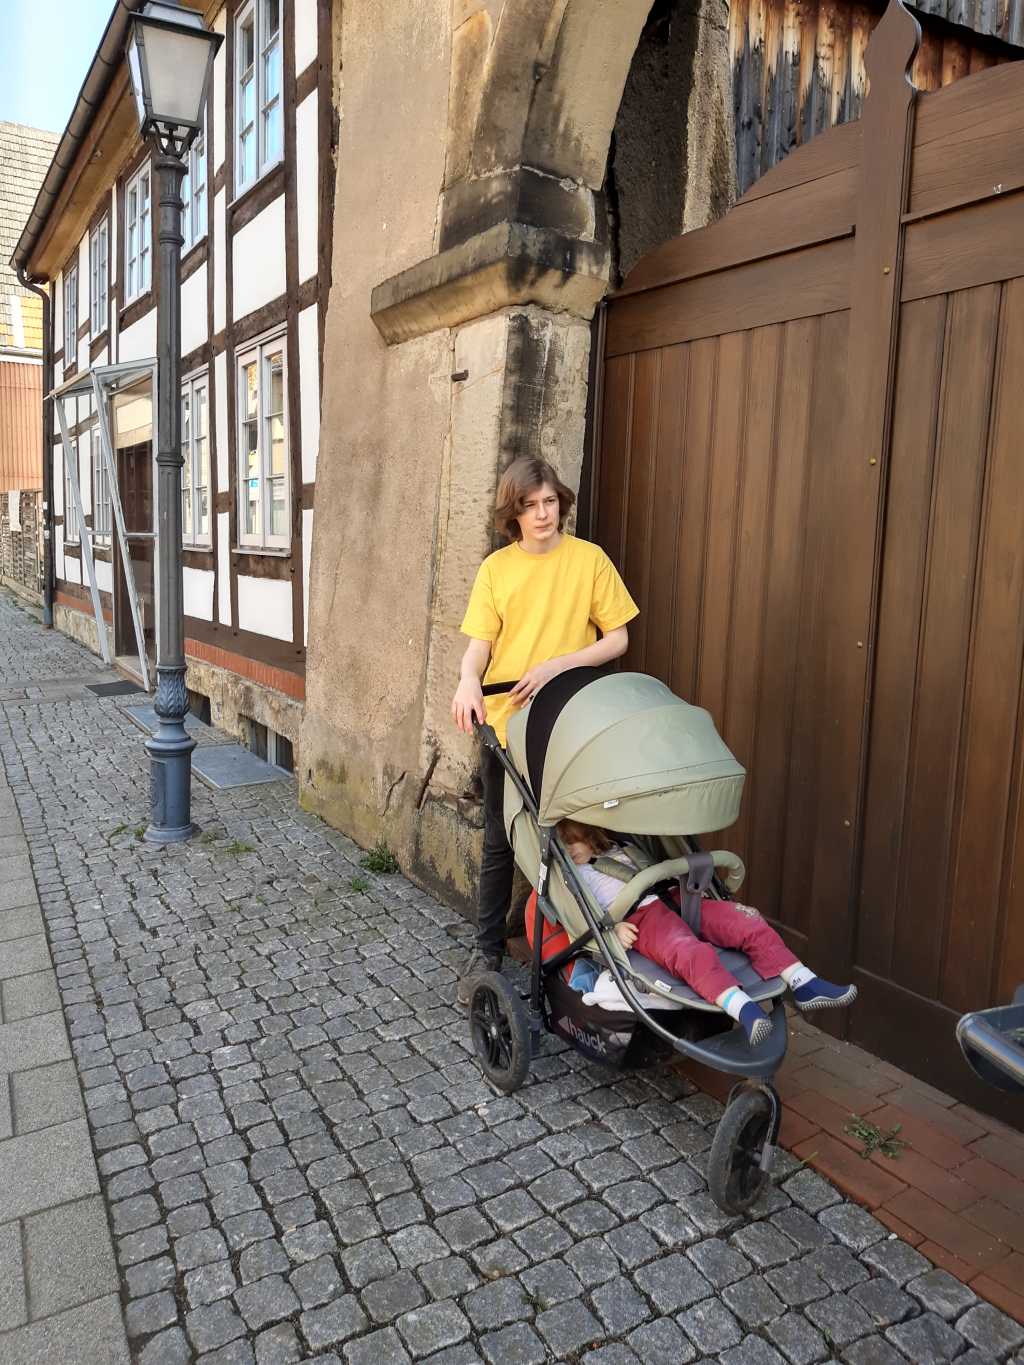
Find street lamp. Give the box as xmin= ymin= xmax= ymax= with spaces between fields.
xmin=125 ymin=2 xmax=222 ymax=843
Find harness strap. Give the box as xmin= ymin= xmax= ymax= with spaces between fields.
xmin=679 ymin=851 xmax=715 ymax=934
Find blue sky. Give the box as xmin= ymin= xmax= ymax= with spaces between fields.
xmin=1 ymin=0 xmax=114 ymax=134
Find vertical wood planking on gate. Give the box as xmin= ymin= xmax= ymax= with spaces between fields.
xmin=804 ymin=0 xmax=922 ymax=988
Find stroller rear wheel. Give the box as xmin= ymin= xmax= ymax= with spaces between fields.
xmin=468 ymin=972 xmax=530 ymax=1094
xmin=707 ymin=1087 xmax=773 ymax=1214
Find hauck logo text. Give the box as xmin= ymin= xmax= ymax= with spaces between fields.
xmin=557 ymin=1015 xmax=608 ymax=1055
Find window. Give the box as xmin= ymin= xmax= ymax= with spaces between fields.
xmin=236 ymin=0 xmax=282 ymax=192
xmin=63 ymin=264 xmax=78 ymax=362
xmin=181 ymin=373 xmax=211 ymax=546
xmin=125 ymin=163 xmax=152 ymax=303
xmin=181 ymin=132 xmax=208 ymax=253
xmin=89 ymin=219 xmax=108 ymax=335
xmin=92 ymin=430 xmax=112 ymax=542
xmin=64 ymin=439 xmax=80 ymax=542
xmin=237 ymin=334 xmax=288 ymax=549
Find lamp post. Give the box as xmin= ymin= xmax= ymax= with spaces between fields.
xmin=125 ymin=2 xmax=222 ymax=843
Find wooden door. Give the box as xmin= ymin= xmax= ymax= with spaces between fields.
xmin=594 ymin=0 xmax=1024 ymax=1114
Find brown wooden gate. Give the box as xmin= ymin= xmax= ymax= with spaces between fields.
xmin=594 ymin=0 xmax=1024 ymax=1117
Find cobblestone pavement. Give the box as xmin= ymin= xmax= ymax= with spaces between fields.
xmin=1 ymin=589 xmax=1022 ymax=1365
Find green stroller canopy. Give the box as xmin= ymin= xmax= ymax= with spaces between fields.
xmin=504 ymin=669 xmax=745 ymax=835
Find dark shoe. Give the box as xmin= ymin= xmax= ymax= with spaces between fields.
xmin=791 ymin=978 xmax=858 ymax=1011
xmin=457 ymin=948 xmax=502 ymax=1007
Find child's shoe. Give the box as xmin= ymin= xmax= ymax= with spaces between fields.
xmin=739 ymin=1001 xmax=772 ymax=1047
xmin=791 ymin=978 xmax=858 ymax=1011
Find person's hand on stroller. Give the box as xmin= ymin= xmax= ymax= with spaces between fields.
xmin=452 ymin=676 xmax=486 ymax=734
xmin=510 ymin=659 xmax=562 ymax=705
xmin=614 ymin=920 xmax=639 ymax=949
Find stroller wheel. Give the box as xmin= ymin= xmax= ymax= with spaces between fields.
xmin=707 ymin=1087 xmax=773 ymax=1215
xmin=468 ymin=971 xmax=530 ymax=1094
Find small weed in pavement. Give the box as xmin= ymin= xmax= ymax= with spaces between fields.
xmin=134 ymin=825 xmax=145 ymax=840
xmin=349 ymin=875 xmax=370 ymax=893
xmin=361 ymin=841 xmax=399 ymax=874
xmin=845 ymin=1114 xmax=905 ymax=1159
xmin=223 ymin=840 xmax=255 ymax=855
xmin=109 ymin=823 xmax=128 ymax=836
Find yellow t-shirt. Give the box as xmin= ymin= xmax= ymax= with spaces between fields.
xmin=460 ymin=534 xmax=639 ymax=746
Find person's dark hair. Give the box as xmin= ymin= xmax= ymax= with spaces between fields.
xmin=494 ymin=457 xmax=575 ymax=542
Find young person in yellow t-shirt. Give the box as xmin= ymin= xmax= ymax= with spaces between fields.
xmin=451 ymin=456 xmax=639 ymax=1005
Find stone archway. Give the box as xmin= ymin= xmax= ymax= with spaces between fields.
xmin=302 ymin=0 xmax=735 ymax=909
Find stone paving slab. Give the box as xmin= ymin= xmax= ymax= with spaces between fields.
xmin=11 ymin=1059 xmax=85 ymax=1134
xmin=0 ymin=585 xmax=1021 ymax=1363
xmin=0 ymin=878 xmax=38 ymax=913
xmin=0 ymin=1293 xmax=130 ymax=1364
xmin=0 ymin=935 xmax=51 ymax=981
xmin=0 ymin=1011 xmax=70 ymax=1072
xmin=0 ymin=969 xmax=61 ymax=1022
xmin=0 ymin=1119 xmax=99 ymax=1220
xmin=0 ymin=905 xmax=45 ymax=942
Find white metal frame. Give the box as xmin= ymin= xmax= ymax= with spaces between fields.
xmin=50 ymin=358 xmax=160 ymax=689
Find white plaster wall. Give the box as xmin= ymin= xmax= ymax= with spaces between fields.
xmin=95 ymin=559 xmax=113 ymax=594
xmin=296 ymin=91 xmax=318 ymax=284
xmin=214 ymin=189 xmax=227 ymax=334
xmin=298 ymin=303 xmax=319 ymax=483
xmin=92 ymin=346 xmax=108 ymax=368
xmin=183 ymin=565 xmax=216 ymax=621
xmin=217 ymin=511 xmax=232 ymax=625
xmin=54 ymin=357 xmax=64 ymax=389
xmin=54 ymin=538 xmax=65 ymax=581
xmin=213 ymin=7 xmax=227 ymax=172
xmin=63 ymin=554 xmax=81 ymax=586
xmin=214 ymin=350 xmax=229 ymax=490
xmin=295 ymin=0 xmax=318 ymax=75
xmin=181 ymin=264 xmax=208 ymax=356
xmin=302 ymin=507 xmax=313 ymax=646
xmin=119 ymin=308 xmax=157 ymax=363
xmin=232 ymin=196 xmax=286 ymax=320
xmin=237 ymin=575 xmax=292 ymax=641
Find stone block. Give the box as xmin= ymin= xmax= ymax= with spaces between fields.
xmin=24 ymin=1194 xmax=118 ymax=1318
xmin=0 ymin=1118 xmax=99 ymax=1219
xmin=0 ymin=1016 xmax=71 ymax=1077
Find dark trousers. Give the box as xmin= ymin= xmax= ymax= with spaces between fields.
xmin=477 ymin=745 xmax=514 ymax=959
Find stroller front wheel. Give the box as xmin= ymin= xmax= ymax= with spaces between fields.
xmin=468 ymin=971 xmax=530 ymax=1094
xmin=707 ymin=1086 xmax=773 ymax=1214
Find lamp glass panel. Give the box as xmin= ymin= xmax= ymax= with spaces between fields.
xmin=139 ymin=28 xmax=211 ymax=125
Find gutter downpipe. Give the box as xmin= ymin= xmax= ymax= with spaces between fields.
xmin=17 ymin=268 xmax=54 ymax=627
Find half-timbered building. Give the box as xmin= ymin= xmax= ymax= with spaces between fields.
xmin=13 ymin=0 xmax=335 ymax=764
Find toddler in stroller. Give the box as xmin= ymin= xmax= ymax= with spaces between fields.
xmin=557 ymin=819 xmax=857 ymax=1046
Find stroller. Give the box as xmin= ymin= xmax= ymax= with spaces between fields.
xmin=467 ymin=667 xmax=788 ymax=1215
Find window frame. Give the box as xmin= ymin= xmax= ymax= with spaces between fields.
xmin=63 ymin=437 xmax=80 ymax=544
xmin=91 ymin=425 xmax=112 ymax=545
xmin=181 ymin=371 xmax=212 ymax=548
xmin=236 ymin=331 xmax=289 ymax=552
xmin=89 ymin=218 xmax=109 ymax=336
xmin=181 ymin=129 xmax=208 ymax=255
xmin=235 ymin=0 xmax=283 ymax=194
xmin=63 ymin=263 xmax=78 ymax=363
xmin=124 ymin=161 xmax=152 ymax=305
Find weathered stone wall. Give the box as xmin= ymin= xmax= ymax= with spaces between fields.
xmin=303 ymin=0 xmax=736 ymax=913
xmin=0 ymin=490 xmax=43 ymax=605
